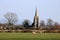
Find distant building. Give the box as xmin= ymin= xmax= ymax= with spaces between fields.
xmin=33 ymin=8 xmax=40 ymax=29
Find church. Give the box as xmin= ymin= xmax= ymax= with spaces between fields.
xmin=32 ymin=8 xmax=40 ymax=30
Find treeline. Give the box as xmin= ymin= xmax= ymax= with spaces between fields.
xmin=0 ymin=12 xmax=60 ymax=31
xmin=40 ymin=19 xmax=60 ymax=30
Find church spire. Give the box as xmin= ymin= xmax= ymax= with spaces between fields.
xmin=33 ymin=8 xmax=40 ymax=29
xmin=35 ymin=8 xmax=38 ymax=16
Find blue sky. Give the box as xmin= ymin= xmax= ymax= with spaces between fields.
xmin=0 ymin=0 xmax=60 ymax=24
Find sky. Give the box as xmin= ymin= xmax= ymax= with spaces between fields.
xmin=0 ymin=0 xmax=60 ymax=24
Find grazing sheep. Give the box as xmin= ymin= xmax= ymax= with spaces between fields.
xmin=32 ymin=32 xmax=36 ymax=34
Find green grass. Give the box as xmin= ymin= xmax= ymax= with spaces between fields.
xmin=0 ymin=33 xmax=60 ymax=40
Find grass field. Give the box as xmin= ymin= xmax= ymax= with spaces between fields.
xmin=0 ymin=33 xmax=60 ymax=40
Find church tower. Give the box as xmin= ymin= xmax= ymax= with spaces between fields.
xmin=33 ymin=8 xmax=40 ymax=29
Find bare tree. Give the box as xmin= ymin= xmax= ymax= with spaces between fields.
xmin=47 ymin=18 xmax=54 ymax=30
xmin=4 ymin=12 xmax=17 ymax=25
xmin=23 ymin=19 xmax=30 ymax=29
xmin=54 ymin=22 xmax=59 ymax=30
xmin=40 ymin=20 xmax=45 ymax=26
xmin=47 ymin=18 xmax=53 ymax=27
